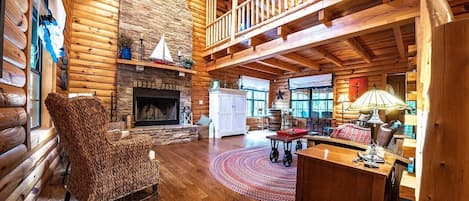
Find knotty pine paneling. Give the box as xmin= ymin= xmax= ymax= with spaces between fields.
xmin=68 ymin=0 xmax=119 ymax=108
xmin=188 ymin=0 xmax=209 ymax=122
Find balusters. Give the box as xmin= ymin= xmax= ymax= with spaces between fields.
xmin=260 ymin=0 xmax=264 ymax=22
xmin=267 ymin=0 xmax=270 ymax=18
xmin=272 ymin=0 xmax=276 ymax=17
xmin=206 ymin=0 xmax=308 ymax=47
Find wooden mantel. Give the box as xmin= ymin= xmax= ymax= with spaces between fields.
xmin=117 ymin=59 xmax=197 ymax=74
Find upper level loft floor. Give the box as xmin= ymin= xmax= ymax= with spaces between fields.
xmin=203 ymin=0 xmax=467 ymax=76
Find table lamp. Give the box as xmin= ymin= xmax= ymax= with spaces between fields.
xmin=348 ymin=85 xmax=409 ymax=166
xmin=337 ymin=94 xmax=350 ymax=124
xmin=348 ymin=85 xmax=409 ymax=126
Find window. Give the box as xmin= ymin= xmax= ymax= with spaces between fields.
xmin=240 ymin=75 xmax=270 ymax=117
xmin=311 ymin=88 xmax=334 ymax=118
xmin=29 ymin=7 xmax=42 ymax=128
xmin=246 ymin=89 xmax=268 ymax=117
xmin=290 ymin=87 xmax=333 ymax=118
xmin=291 ymin=89 xmax=310 ymax=118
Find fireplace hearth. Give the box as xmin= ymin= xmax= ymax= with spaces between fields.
xmin=133 ymin=88 xmax=180 ymax=126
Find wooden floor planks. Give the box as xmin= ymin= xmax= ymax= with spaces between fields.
xmin=38 ymin=132 xmax=276 ymax=201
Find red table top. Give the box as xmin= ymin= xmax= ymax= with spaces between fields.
xmin=276 ymin=128 xmax=308 ymax=137
xmin=266 ymin=134 xmax=305 ymax=142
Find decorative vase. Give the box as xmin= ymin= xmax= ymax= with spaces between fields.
xmin=120 ymin=47 xmax=132 ymax=60
xmin=184 ymin=63 xmax=192 ymax=69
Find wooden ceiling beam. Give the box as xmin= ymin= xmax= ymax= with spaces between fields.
xmin=277 ymin=26 xmax=292 ymax=40
xmin=344 ymin=38 xmax=372 ymax=63
xmin=207 ymin=0 xmax=419 ymax=71
xmin=318 ymin=9 xmax=332 ymax=24
xmin=248 ymin=37 xmax=263 ymax=49
xmin=277 ymin=53 xmax=320 ymax=70
xmin=313 ymin=46 xmax=344 ymax=67
xmin=256 ymin=58 xmax=301 ymax=72
xmin=393 ymin=26 xmax=407 ymax=59
xmin=240 ymin=63 xmax=285 ymax=75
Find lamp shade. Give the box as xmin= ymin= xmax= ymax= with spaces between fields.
xmin=348 ymin=87 xmax=410 ymax=111
xmin=337 ymin=94 xmax=350 ymax=103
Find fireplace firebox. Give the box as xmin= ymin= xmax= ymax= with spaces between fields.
xmin=133 ymin=88 xmax=180 ymax=126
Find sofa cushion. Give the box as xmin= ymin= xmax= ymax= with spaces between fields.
xmin=331 ymin=124 xmax=371 ymax=144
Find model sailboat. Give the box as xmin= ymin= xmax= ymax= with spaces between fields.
xmin=149 ymin=34 xmax=174 ymax=64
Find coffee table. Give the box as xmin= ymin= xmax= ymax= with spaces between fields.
xmin=266 ymin=134 xmax=306 ymax=167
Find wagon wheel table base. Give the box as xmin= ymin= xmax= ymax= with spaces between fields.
xmin=266 ymin=134 xmax=305 ymax=167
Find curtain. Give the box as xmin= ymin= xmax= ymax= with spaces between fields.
xmin=288 ymin=74 xmax=332 ymax=89
xmin=38 ymin=0 xmax=66 ymax=63
xmin=240 ymin=75 xmax=270 ymax=91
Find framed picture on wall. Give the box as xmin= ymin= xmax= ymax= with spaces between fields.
xmin=0 ymin=0 xmax=5 ymax=78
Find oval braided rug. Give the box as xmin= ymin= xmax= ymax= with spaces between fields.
xmin=210 ymin=146 xmax=297 ymax=201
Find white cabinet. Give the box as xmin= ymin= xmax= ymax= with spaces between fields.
xmin=209 ymin=88 xmax=247 ymax=138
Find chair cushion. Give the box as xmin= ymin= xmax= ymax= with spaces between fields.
xmin=331 ymin=124 xmax=371 ymax=144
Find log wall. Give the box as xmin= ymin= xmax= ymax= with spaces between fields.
xmin=188 ymin=0 xmax=209 ymax=122
xmin=0 ymin=0 xmax=63 ymax=200
xmin=1 ymin=0 xmax=29 ymax=153
xmin=68 ymin=0 xmax=120 ymax=108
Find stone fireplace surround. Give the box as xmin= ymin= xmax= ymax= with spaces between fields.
xmin=116 ymin=65 xmax=198 ymax=145
xmin=117 ymin=0 xmax=196 ymax=145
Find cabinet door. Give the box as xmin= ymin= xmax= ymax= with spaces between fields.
xmin=232 ymin=95 xmax=246 ymax=130
xmin=218 ymin=94 xmax=233 ymax=132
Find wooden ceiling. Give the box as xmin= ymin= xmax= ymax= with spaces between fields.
xmin=448 ymin=0 xmax=469 ymax=18
xmin=207 ymin=0 xmax=418 ymax=79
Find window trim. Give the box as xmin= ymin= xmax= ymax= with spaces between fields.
xmin=290 ymin=86 xmax=334 ymax=118
xmin=30 ymin=7 xmax=43 ymax=129
xmin=245 ymin=88 xmax=268 ymax=117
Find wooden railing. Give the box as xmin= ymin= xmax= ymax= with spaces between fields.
xmin=206 ymin=0 xmax=310 ymax=47
xmin=206 ymin=12 xmax=233 ymax=47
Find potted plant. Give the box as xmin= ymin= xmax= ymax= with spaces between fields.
xmin=118 ymin=33 xmax=133 ymax=60
xmin=182 ymin=57 xmax=195 ymax=69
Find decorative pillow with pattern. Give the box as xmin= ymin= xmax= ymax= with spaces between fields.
xmin=331 ymin=124 xmax=371 ymax=144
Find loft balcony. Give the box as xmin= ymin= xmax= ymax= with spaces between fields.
xmin=204 ymin=0 xmax=420 ymax=73
xmin=205 ymin=0 xmax=346 ymax=52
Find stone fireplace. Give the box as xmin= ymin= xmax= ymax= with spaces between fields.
xmin=116 ymin=66 xmax=197 ymax=145
xmin=116 ymin=0 xmax=197 ymax=145
xmin=133 ymin=88 xmax=180 ymax=126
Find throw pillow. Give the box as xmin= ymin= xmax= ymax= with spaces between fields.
xmin=334 ymin=124 xmax=371 ymax=144
xmin=196 ymin=115 xmax=212 ymax=126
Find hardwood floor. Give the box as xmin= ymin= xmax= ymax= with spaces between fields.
xmin=38 ymin=131 xmax=277 ymax=201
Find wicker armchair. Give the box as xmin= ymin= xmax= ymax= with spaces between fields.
xmin=45 ymin=93 xmax=159 ymax=201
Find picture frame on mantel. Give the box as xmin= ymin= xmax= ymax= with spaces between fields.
xmin=0 ymin=0 xmax=5 ymax=78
